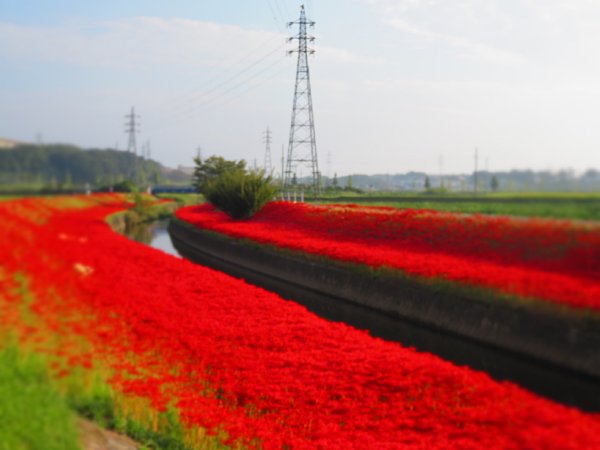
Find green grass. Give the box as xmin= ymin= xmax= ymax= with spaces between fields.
xmin=0 ymin=344 xmax=81 ymax=450
xmin=353 ymin=200 xmax=600 ymax=221
xmin=316 ymin=192 xmax=600 ymax=221
xmin=484 ymin=191 xmax=600 ymax=199
xmin=3 ymin=270 xmax=232 ymax=450
xmin=66 ymin=376 xmax=197 ymax=450
xmin=155 ymin=193 xmax=204 ymax=206
xmin=0 ymin=195 xmax=22 ymax=202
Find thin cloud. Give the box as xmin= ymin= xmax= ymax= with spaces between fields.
xmin=0 ymin=17 xmax=381 ymax=70
xmin=362 ymin=0 xmax=527 ymax=66
xmin=384 ymin=18 xmax=524 ymax=65
xmin=316 ymin=46 xmax=384 ymax=65
xmin=0 ymin=17 xmax=285 ymax=69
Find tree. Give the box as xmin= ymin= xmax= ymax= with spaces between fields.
xmin=424 ymin=176 xmax=431 ymax=190
xmin=192 ymin=155 xmax=246 ymax=194
xmin=346 ymin=175 xmax=353 ymax=189
xmin=332 ymin=173 xmax=338 ymax=188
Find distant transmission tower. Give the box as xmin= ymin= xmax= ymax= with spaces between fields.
xmin=474 ymin=147 xmax=479 ymax=194
xmin=140 ymin=140 xmax=151 ymax=160
xmin=263 ymin=127 xmax=273 ymax=174
xmin=124 ymin=107 xmax=140 ymax=155
xmin=284 ymin=5 xmax=320 ymax=193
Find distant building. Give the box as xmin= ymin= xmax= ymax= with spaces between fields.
xmin=0 ymin=138 xmax=24 ymax=149
xmin=177 ymin=165 xmax=195 ymax=176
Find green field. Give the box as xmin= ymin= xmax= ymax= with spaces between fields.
xmin=315 ymin=192 xmax=600 ymax=221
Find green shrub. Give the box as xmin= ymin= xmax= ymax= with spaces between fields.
xmin=205 ymin=169 xmax=277 ymax=219
xmin=115 ymin=180 xmax=138 ymax=192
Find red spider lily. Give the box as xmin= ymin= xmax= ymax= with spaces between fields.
xmin=0 ymin=196 xmax=598 ymax=449
xmin=177 ymin=202 xmax=600 ymax=310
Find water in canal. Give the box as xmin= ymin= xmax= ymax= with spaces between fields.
xmin=124 ymin=219 xmax=180 ymax=258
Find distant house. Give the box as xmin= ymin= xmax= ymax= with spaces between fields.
xmin=0 ymin=138 xmax=24 ymax=149
xmin=177 ymin=165 xmax=195 ymax=176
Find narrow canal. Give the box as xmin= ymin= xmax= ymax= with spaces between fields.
xmin=125 ymin=219 xmax=180 ymax=258
xmin=124 ymin=218 xmax=599 ymax=411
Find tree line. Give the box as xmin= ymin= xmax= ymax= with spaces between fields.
xmin=0 ymin=143 xmax=189 ymax=190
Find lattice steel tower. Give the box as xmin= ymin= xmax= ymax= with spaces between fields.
xmin=284 ymin=5 xmax=320 ymax=193
xmin=124 ymin=107 xmax=140 ymax=155
xmin=263 ymin=127 xmax=273 ymax=174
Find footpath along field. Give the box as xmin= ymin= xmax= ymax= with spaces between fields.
xmin=1 ymin=195 xmax=599 ymax=449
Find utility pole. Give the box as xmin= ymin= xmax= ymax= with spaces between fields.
xmin=263 ymin=127 xmax=273 ymax=174
xmin=124 ymin=107 xmax=140 ymax=155
xmin=284 ymin=4 xmax=320 ymax=194
xmin=281 ymin=145 xmax=285 ymax=189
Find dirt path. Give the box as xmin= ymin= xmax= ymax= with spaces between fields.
xmin=79 ymin=419 xmax=140 ymax=450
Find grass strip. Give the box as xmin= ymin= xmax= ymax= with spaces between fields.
xmin=0 ymin=343 xmax=81 ymax=450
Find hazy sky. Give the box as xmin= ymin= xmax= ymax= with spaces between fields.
xmin=1 ymin=0 xmax=600 ymax=176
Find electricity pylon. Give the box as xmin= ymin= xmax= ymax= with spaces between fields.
xmin=284 ymin=5 xmax=320 ymax=194
xmin=474 ymin=147 xmax=479 ymax=195
xmin=263 ymin=127 xmax=273 ymax=174
xmin=124 ymin=107 xmax=140 ymax=155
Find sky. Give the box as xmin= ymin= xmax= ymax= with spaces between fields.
xmin=1 ymin=0 xmax=600 ymax=176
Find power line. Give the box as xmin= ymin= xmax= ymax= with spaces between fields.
xmin=158 ymin=33 xmax=284 ymax=113
xmin=166 ymin=55 xmax=285 ymax=122
xmin=271 ymin=0 xmax=286 ymax=23
xmin=306 ymin=0 xmax=315 ymax=19
xmin=275 ymin=0 xmax=292 ymax=19
xmin=197 ymin=61 xmax=289 ymax=111
xmin=198 ymin=57 xmax=286 ymax=109
xmin=148 ymin=5 xmax=294 ymax=131
xmin=151 ymin=57 xmax=289 ymax=132
xmin=160 ymin=42 xmax=286 ymax=121
xmin=265 ymin=0 xmax=285 ymax=32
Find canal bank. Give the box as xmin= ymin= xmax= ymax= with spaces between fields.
xmin=167 ymin=217 xmax=600 ymax=411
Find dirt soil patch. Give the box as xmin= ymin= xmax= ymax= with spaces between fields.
xmin=79 ymin=419 xmax=139 ymax=450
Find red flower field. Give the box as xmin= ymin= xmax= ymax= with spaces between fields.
xmin=176 ymin=202 xmax=600 ymax=310
xmin=1 ymin=195 xmax=599 ymax=449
